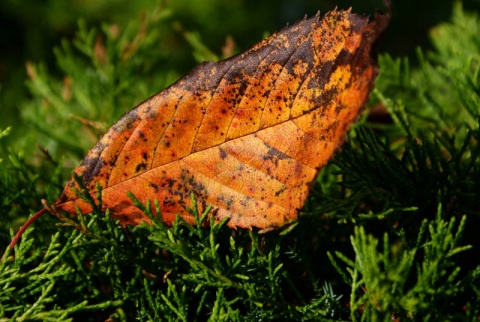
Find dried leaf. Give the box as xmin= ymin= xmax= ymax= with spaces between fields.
xmin=54 ymin=8 xmax=390 ymax=229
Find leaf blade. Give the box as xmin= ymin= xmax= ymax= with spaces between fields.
xmin=54 ymin=8 xmax=390 ymax=229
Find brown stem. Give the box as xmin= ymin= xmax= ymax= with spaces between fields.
xmin=1 ymin=208 xmax=48 ymax=261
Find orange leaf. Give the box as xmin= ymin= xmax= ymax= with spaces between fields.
xmin=54 ymin=8 xmax=390 ymax=229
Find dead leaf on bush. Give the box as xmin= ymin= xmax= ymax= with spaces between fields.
xmin=54 ymin=7 xmax=389 ymax=229
xmin=3 ymin=6 xmax=391 ymax=261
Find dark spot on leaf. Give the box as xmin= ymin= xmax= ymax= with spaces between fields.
xmin=135 ymin=162 xmax=147 ymax=173
xmin=219 ymin=148 xmax=228 ymax=160
xmin=275 ymin=185 xmax=287 ymax=197
xmin=150 ymin=183 xmax=160 ymax=193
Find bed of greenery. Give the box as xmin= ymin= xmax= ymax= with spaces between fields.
xmin=1 ymin=1 xmax=479 ymax=320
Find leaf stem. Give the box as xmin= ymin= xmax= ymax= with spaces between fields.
xmin=1 ymin=208 xmax=48 ymax=261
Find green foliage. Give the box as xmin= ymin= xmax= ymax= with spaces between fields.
xmin=21 ymin=5 xmax=178 ymax=159
xmin=330 ymin=208 xmax=473 ymax=321
xmin=1 ymin=181 xmax=344 ymax=321
xmin=1 ymin=1 xmax=480 ymax=321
